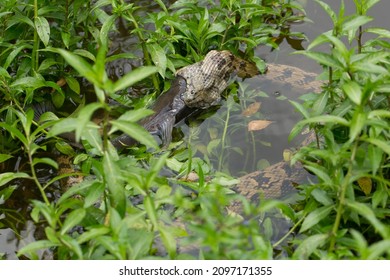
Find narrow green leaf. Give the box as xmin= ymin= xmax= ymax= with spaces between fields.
xmin=367 ymin=240 xmax=390 ymax=260
xmin=289 ymin=100 xmax=310 ymax=119
xmin=74 ymin=103 xmax=102 ymax=142
xmin=34 ymin=16 xmax=50 ymax=46
xmin=159 ymin=225 xmax=177 ymax=259
xmin=110 ymin=66 xmax=158 ymax=93
xmin=65 ymin=76 xmax=80 ymax=94
xmin=304 ymin=164 xmax=332 ymax=183
xmin=0 ymin=122 xmax=28 ymax=147
xmin=116 ymin=109 xmax=154 ymax=123
xmin=147 ymin=43 xmax=167 ymax=78
xmin=10 ymin=77 xmax=46 ymax=89
xmin=299 ymin=51 xmax=343 ymax=69
xmin=349 ymin=109 xmax=366 ymax=141
xmin=144 ymin=195 xmax=158 ymax=228
xmin=3 ymin=44 xmax=32 ymax=69
xmin=17 ymin=240 xmax=59 ymax=257
xmin=61 ymin=208 xmax=86 ymax=235
xmin=364 ymin=138 xmax=390 ymax=156
xmin=298 ymin=115 xmax=349 ymax=127
xmin=100 ymin=15 xmax=117 ymax=49
xmin=300 ymin=205 xmax=333 ymax=233
xmin=84 ymin=181 xmax=105 ymax=208
xmin=55 ymin=49 xmax=100 ymax=86
xmin=77 ymin=227 xmax=110 ymax=244
xmin=342 ymin=15 xmax=372 ymax=33
xmin=315 ymin=0 xmax=337 ymax=24
xmin=110 ymin=120 xmax=158 ymax=149
xmin=311 ymin=188 xmax=333 ymax=206
xmin=0 ymin=185 xmax=18 ymax=201
xmin=0 ymin=172 xmax=30 ymax=187
xmin=103 ymin=152 xmax=126 ymax=217
xmin=47 ymin=118 xmax=78 ymax=137
xmin=32 ymin=157 xmax=59 ymax=170
xmin=0 ymin=154 xmax=13 ymax=164
xmin=366 ymin=27 xmax=390 ymax=38
xmin=346 ymin=200 xmax=389 ymax=239
xmin=59 ymin=234 xmax=83 ymax=259
xmin=293 ymin=233 xmax=328 ymax=259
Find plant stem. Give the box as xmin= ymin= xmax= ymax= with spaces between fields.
xmin=125 ymin=10 xmax=160 ymax=91
xmin=273 ymin=214 xmax=306 ymax=248
xmin=32 ymin=0 xmax=39 ymax=72
xmin=218 ymin=105 xmax=230 ymax=171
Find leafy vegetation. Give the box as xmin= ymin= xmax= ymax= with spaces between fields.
xmin=1 ymin=0 xmax=390 ymax=260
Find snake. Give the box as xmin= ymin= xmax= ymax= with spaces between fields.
xmin=40 ymin=50 xmax=322 ymax=208
xmin=110 ymin=50 xmax=321 ymax=206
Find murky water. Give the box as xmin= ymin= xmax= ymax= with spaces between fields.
xmin=1 ymin=0 xmax=389 ymax=259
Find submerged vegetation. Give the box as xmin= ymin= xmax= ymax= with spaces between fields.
xmin=0 ymin=0 xmax=390 ymax=259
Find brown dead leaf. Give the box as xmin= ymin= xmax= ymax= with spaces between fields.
xmin=241 ymin=102 xmax=261 ymax=117
xmin=357 ymin=177 xmax=372 ymax=195
xmin=247 ymin=120 xmax=274 ymax=131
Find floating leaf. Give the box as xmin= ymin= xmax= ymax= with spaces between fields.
xmin=357 ymin=177 xmax=372 ymax=196
xmin=247 ymin=120 xmax=274 ymax=131
xmin=242 ymin=102 xmax=261 ymax=117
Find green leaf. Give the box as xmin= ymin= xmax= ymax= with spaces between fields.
xmin=47 ymin=117 xmax=78 ymax=137
xmin=17 ymin=240 xmax=59 ymax=257
xmin=61 ymin=208 xmax=86 ymax=235
xmin=73 ymin=103 xmax=102 ymax=142
xmin=289 ymin=100 xmax=310 ymax=119
xmin=342 ymin=15 xmax=372 ymax=33
xmin=346 ymin=200 xmax=389 ymax=239
xmin=144 ymin=195 xmax=158 ymax=228
xmin=32 ymin=157 xmax=59 ymax=169
xmin=298 ymin=115 xmax=349 ymax=127
xmin=65 ymin=76 xmax=80 ymax=94
xmin=366 ymin=27 xmax=390 ymax=38
xmin=116 ymin=109 xmax=154 ymax=123
xmin=100 ymin=15 xmax=117 ymax=49
xmin=297 ymin=51 xmax=343 ymax=69
xmin=3 ymin=44 xmax=32 ymax=69
xmin=311 ymin=188 xmax=333 ymax=206
xmin=59 ymin=234 xmax=83 ymax=259
xmin=147 ymin=43 xmax=167 ymax=78
xmin=55 ymin=49 xmax=100 ymax=86
xmin=300 ymin=205 xmax=333 ymax=233
xmin=103 ymin=152 xmax=126 ymax=217
xmin=364 ymin=138 xmax=390 ymax=156
xmin=0 ymin=154 xmax=13 ymax=163
xmin=315 ymin=0 xmax=337 ymax=25
xmin=342 ymin=81 xmax=363 ymax=105
xmin=349 ymin=109 xmax=366 ymax=142
xmin=77 ymin=227 xmax=110 ymax=244
xmin=159 ymin=225 xmax=177 ymax=259
xmin=110 ymin=66 xmax=158 ymax=93
xmin=34 ymin=16 xmax=50 ymax=46
xmin=0 ymin=185 xmax=18 ymax=201
xmin=109 ymin=120 xmax=158 ymax=149
xmin=84 ymin=181 xmax=105 ymax=208
xmin=367 ymin=240 xmax=390 ymax=260
xmin=0 ymin=172 xmax=30 ymax=187
xmin=293 ymin=233 xmax=328 ymax=259
xmin=10 ymin=77 xmax=46 ymax=89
